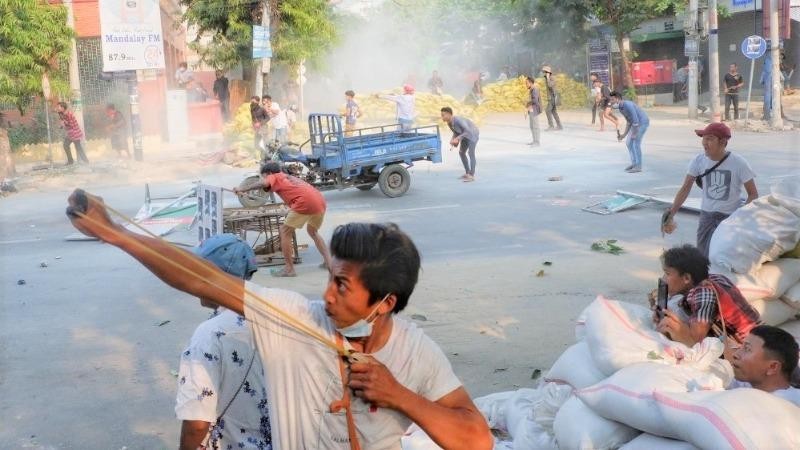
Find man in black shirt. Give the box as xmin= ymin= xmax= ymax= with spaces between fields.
xmin=724 ymin=63 xmax=744 ymax=121
xmin=213 ymin=70 xmax=230 ymax=121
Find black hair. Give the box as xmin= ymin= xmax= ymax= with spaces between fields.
xmin=262 ymin=94 xmax=272 ymax=101
xmin=106 ymin=103 xmax=116 ymax=110
xmin=251 ymin=96 xmax=261 ymax=102
xmin=58 ymin=101 xmax=68 ymax=110
xmin=661 ymin=244 xmax=709 ymax=285
xmin=590 ymin=72 xmax=599 ymax=78
xmin=260 ymin=161 xmax=281 ymax=175
xmin=750 ymin=325 xmax=799 ymax=380
xmin=440 ymin=106 xmax=453 ymax=115
xmin=525 ymin=76 xmax=535 ymax=84
xmin=345 ymin=90 xmax=355 ymax=97
xmin=179 ymin=62 xmax=187 ymax=68
xmin=330 ymin=223 xmax=420 ymax=313
xmin=609 ymin=91 xmax=623 ymax=99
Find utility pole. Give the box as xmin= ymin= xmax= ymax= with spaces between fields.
xmin=686 ymin=0 xmax=699 ymax=119
xmin=65 ymin=0 xmax=85 ymax=132
xmin=769 ymin=0 xmax=783 ymax=129
xmin=254 ymin=1 xmax=271 ymax=97
xmin=708 ymin=0 xmax=721 ymax=123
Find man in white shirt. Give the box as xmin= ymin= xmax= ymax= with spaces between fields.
xmin=65 ymin=190 xmax=493 ymax=450
xmin=175 ymin=62 xmax=194 ymax=89
xmin=728 ymin=325 xmax=800 ymax=406
xmin=665 ymin=122 xmax=758 ymax=256
xmin=269 ymin=101 xmax=289 ymax=145
xmin=176 ymin=234 xmax=271 ymax=450
xmin=379 ymin=85 xmax=416 ymax=131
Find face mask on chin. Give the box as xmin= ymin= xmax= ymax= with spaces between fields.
xmin=336 ymin=293 xmax=391 ymax=338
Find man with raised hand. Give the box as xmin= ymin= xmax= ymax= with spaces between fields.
xmin=65 ymin=190 xmax=492 ymax=450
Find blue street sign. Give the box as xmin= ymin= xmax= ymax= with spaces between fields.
xmin=741 ymin=35 xmax=766 ymax=60
xmin=252 ymin=25 xmax=272 ymax=59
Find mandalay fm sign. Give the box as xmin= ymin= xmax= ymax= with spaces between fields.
xmin=99 ymin=0 xmax=166 ymax=72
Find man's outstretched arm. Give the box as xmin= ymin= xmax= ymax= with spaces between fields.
xmin=66 ymin=189 xmax=245 ymax=314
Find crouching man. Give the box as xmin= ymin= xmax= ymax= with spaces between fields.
xmin=729 ymin=325 xmax=800 ymax=406
xmin=65 ymin=189 xmax=492 ymax=450
xmin=655 ymin=245 xmax=761 ymax=347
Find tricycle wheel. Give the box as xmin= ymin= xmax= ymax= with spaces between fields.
xmin=237 ymin=175 xmax=273 ymax=208
xmin=356 ymin=183 xmax=376 ymax=191
xmin=378 ymin=165 xmax=410 ymax=198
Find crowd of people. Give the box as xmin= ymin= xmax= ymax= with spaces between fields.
xmin=55 ymin=58 xmax=798 ymax=449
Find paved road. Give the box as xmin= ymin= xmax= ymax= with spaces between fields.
xmin=1 ymin=109 xmax=798 ymax=448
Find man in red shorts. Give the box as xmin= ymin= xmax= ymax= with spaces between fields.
xmin=235 ymin=161 xmax=332 ymax=277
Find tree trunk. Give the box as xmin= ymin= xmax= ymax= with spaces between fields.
xmin=616 ymin=32 xmax=635 ymax=96
xmin=0 ymin=127 xmax=17 ymax=179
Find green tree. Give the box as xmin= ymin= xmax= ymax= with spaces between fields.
xmin=587 ymin=0 xmax=682 ymax=94
xmin=180 ymin=0 xmax=337 ymax=74
xmin=0 ymin=0 xmax=74 ymax=178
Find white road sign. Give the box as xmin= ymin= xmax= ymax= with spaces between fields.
xmin=99 ymin=0 xmax=166 ymax=72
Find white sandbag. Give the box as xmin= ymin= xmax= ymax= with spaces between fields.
xmin=474 ymin=391 xmax=517 ymax=431
xmin=709 ymin=197 xmax=800 ymax=274
xmin=780 ymin=318 xmax=800 ymax=341
xmin=471 ymin=389 xmax=558 ymax=450
xmin=721 ymin=271 xmax=778 ymax=301
xmin=401 ymin=425 xmax=443 ymax=450
xmin=584 ymin=297 xmax=716 ymax=376
xmin=654 ymin=389 xmax=800 ymax=449
xmin=544 ymin=341 xmax=607 ymax=390
xmin=781 ymin=281 xmax=800 ymax=309
xmin=532 ymin=382 xmax=572 ymax=433
xmin=554 ymin=396 xmax=640 ymax=450
xmin=770 ymin=175 xmax=800 ymax=217
xmin=576 ymin=356 xmax=732 ymax=438
xmin=755 ymin=259 xmax=800 ymax=298
xmin=749 ymin=298 xmax=800 ymax=326
xmin=621 ymin=434 xmax=699 ymax=450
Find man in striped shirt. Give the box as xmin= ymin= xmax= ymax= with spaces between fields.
xmin=656 ymin=244 xmax=761 ymax=347
xmin=56 ymin=101 xmax=89 ymax=164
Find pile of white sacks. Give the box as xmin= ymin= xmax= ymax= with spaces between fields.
xmin=402 ymin=177 xmax=800 ymax=450
xmin=709 ymin=175 xmax=800 ymax=326
xmin=403 ymin=298 xmax=800 ymax=449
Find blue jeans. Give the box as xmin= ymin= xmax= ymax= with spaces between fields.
xmin=626 ymin=123 xmax=648 ymax=167
xmin=398 ymin=118 xmax=414 ymax=131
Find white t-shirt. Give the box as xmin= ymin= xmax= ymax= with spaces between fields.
xmin=381 ymin=94 xmax=416 ymax=121
xmin=728 ymin=380 xmax=800 ymax=406
xmin=270 ymin=102 xmax=288 ymax=129
xmin=175 ymin=309 xmax=271 ymax=449
xmin=687 ymin=152 xmax=755 ymax=214
xmin=242 ymin=283 xmax=462 ymax=450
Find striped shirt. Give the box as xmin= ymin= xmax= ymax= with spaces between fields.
xmin=59 ymin=110 xmax=84 ymax=141
xmin=681 ymin=274 xmax=761 ymax=343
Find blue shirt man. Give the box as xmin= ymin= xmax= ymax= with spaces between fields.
xmin=610 ymin=91 xmax=649 ymax=173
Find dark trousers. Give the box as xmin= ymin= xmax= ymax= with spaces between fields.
xmin=697 ymin=211 xmax=730 ymax=257
xmin=63 ymin=138 xmax=89 ymax=164
xmin=459 ymin=139 xmax=477 ymax=175
xmin=591 ymin=102 xmax=597 ymax=124
xmin=724 ymin=94 xmax=739 ymax=120
xmin=545 ymin=102 xmax=562 ymax=129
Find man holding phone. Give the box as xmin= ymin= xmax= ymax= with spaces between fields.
xmin=654 ymin=245 xmax=761 ymax=347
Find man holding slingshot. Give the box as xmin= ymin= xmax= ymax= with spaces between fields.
xmin=65 ymin=190 xmax=492 ymax=450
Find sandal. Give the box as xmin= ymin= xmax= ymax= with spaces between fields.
xmin=271 ymin=268 xmax=297 ymax=277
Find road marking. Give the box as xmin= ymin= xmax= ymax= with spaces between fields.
xmin=428 ymin=243 xmax=524 ymax=256
xmin=372 ymin=204 xmax=460 ymax=214
xmin=0 ymin=238 xmax=42 ymax=245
